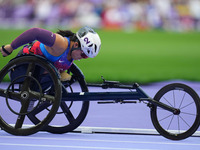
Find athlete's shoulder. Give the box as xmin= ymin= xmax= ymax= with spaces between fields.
xmin=47 ymin=33 xmax=69 ymax=56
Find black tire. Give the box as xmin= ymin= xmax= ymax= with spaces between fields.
xmin=0 ymin=55 xmax=61 ymax=135
xmin=151 ymin=83 xmax=200 ymax=140
xmin=28 ymin=64 xmax=90 ymax=134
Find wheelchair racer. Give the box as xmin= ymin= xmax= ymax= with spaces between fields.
xmin=0 ymin=26 xmax=101 ymax=81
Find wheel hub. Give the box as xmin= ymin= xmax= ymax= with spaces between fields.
xmin=21 ymin=91 xmax=29 ymax=100
xmin=173 ymin=109 xmax=180 ymax=115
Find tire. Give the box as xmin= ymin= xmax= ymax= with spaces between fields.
xmin=151 ymin=83 xmax=200 ymax=140
xmin=28 ymin=64 xmax=90 ymax=134
xmin=0 ymin=55 xmax=61 ymax=135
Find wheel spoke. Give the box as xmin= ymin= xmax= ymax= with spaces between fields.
xmin=15 ymin=100 xmax=31 ymax=128
xmin=177 ymin=115 xmax=180 ymax=133
xmin=180 ymin=101 xmax=195 ymax=110
xmin=21 ymin=63 xmax=36 ymax=91
xmin=7 ymin=90 xmax=21 ymax=102
xmin=158 ymin=113 xmax=173 ymax=122
xmin=29 ymin=90 xmax=41 ymax=100
xmin=60 ymin=101 xmax=75 ymax=123
xmin=15 ymin=115 xmax=26 ymax=129
xmin=26 ymin=62 xmax=36 ymax=76
xmin=178 ymin=92 xmax=186 ymax=109
xmin=181 ymin=111 xmax=197 ymax=116
xmin=173 ymin=90 xmax=175 ymax=107
xmin=163 ymin=96 xmax=173 ymax=107
xmin=0 ymin=89 xmax=21 ymax=102
xmin=179 ymin=115 xmax=191 ymax=128
xmin=167 ymin=115 xmax=174 ymax=130
xmin=30 ymin=101 xmax=52 ymax=116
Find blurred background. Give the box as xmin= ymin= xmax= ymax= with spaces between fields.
xmin=0 ymin=0 xmax=200 ymax=83
xmin=0 ymin=0 xmax=200 ymax=31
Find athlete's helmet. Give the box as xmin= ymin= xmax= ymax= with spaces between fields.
xmin=76 ymin=26 xmax=101 ymax=58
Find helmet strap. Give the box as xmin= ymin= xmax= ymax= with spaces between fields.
xmin=70 ymin=39 xmax=81 ymax=52
xmin=70 ymin=43 xmax=81 ymax=57
xmin=71 ymin=46 xmax=80 ymax=52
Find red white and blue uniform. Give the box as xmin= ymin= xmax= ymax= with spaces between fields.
xmin=22 ymin=37 xmax=73 ymax=72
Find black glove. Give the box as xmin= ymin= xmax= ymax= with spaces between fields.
xmin=1 ymin=45 xmax=12 ymax=57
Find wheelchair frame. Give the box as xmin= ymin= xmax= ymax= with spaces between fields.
xmin=0 ymin=54 xmax=200 ymax=140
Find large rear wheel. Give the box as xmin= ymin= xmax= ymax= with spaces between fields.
xmin=0 ymin=55 xmax=61 ymax=135
xmin=28 ymin=64 xmax=90 ymax=134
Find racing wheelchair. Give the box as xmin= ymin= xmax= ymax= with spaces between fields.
xmin=0 ymin=54 xmax=200 ymax=140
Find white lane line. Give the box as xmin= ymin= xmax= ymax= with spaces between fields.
xmin=0 ymin=143 xmax=155 ymax=150
xmin=0 ymin=135 xmax=200 ymax=146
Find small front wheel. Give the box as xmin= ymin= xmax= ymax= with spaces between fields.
xmin=151 ymin=83 xmax=200 ymax=140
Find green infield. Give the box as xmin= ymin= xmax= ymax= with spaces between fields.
xmin=0 ymin=29 xmax=200 ymax=84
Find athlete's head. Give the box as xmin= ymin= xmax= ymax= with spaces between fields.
xmin=76 ymin=26 xmax=101 ymax=58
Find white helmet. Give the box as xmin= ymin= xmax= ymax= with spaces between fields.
xmin=76 ymin=26 xmax=101 ymax=58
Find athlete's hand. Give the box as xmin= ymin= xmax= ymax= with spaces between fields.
xmin=0 ymin=44 xmax=13 ymax=57
xmin=60 ymin=72 xmax=72 ymax=81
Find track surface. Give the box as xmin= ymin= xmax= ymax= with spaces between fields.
xmin=0 ymin=80 xmax=200 ymax=150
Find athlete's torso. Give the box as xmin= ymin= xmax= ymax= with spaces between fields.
xmin=22 ymin=37 xmax=73 ymax=72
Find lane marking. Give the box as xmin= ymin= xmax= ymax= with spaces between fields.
xmin=0 ymin=143 xmax=156 ymax=150
xmin=0 ymin=135 xmax=200 ymax=146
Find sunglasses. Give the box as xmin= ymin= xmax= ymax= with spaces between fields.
xmin=81 ymin=51 xmax=88 ymax=58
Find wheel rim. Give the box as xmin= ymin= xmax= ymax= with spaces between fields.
xmin=0 ymin=55 xmax=61 ymax=135
xmin=28 ymin=64 xmax=89 ymax=134
xmin=151 ymin=83 xmax=200 ymax=140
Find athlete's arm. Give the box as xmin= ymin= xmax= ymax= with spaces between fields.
xmin=1 ymin=28 xmax=68 ymax=57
